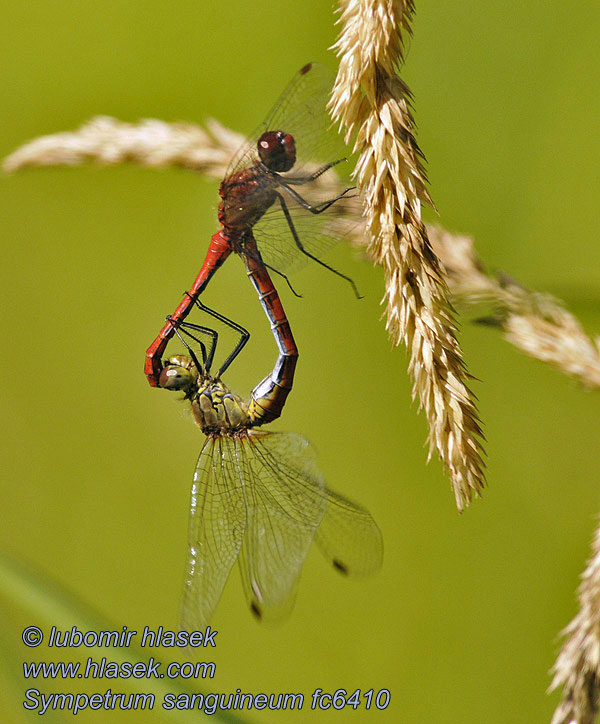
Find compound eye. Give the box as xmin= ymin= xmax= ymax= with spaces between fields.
xmin=159 ymin=365 xmax=195 ymax=392
xmin=257 ymin=130 xmax=296 ymax=172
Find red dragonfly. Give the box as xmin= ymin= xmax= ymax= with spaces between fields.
xmin=145 ymin=62 xmax=358 ymax=388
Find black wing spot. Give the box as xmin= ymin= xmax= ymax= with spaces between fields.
xmin=332 ymin=559 xmax=349 ymax=576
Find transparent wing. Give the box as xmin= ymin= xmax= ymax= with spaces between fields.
xmin=226 ymin=63 xmax=347 ymax=179
xmin=181 ymin=430 xmax=381 ymax=629
xmin=261 ymin=62 xmax=348 ymax=175
xmin=236 ymin=431 xmax=327 ymax=622
xmin=225 ymin=63 xmax=360 ymax=278
xmin=180 ymin=436 xmax=247 ymax=631
xmin=316 ymin=487 xmax=383 ymax=577
xmin=252 ymin=192 xmax=363 ymax=277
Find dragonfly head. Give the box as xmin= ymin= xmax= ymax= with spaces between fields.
xmin=159 ymin=355 xmax=200 ymax=396
xmin=257 ymin=130 xmax=296 ymax=172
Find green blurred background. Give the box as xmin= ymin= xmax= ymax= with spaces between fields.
xmin=2 ymin=1 xmax=600 ymax=722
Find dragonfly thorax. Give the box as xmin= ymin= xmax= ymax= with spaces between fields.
xmin=192 ymin=381 xmax=250 ymax=434
xmin=159 ymin=356 xmax=251 ymax=433
xmin=217 ymin=166 xmax=278 ymax=234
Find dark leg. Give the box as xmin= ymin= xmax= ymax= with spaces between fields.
xmin=279 ymin=158 xmax=348 ymax=185
xmin=168 ymin=316 xmax=218 ymax=374
xmin=263 ymin=262 xmax=302 ymax=297
xmin=276 ymin=192 xmax=362 ymax=299
xmin=278 ymin=182 xmax=356 ymax=213
xmin=189 ymin=298 xmax=250 ymax=377
xmin=242 ymin=246 xmax=302 ymax=298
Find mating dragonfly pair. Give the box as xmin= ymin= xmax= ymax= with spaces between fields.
xmin=150 ymin=63 xmax=382 ymax=629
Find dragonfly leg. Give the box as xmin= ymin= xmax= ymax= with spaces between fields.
xmin=281 ymin=158 xmax=348 ymax=185
xmin=189 ymin=299 xmax=250 ymax=378
xmin=278 ymin=181 xmax=356 ymax=214
xmin=243 ymin=247 xmax=302 ymax=298
xmin=169 ymin=316 xmax=218 ymax=374
xmin=263 ymin=262 xmax=302 ymax=298
xmin=275 ymin=192 xmax=362 ymax=299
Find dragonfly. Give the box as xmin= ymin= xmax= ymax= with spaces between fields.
xmin=159 ymin=313 xmax=382 ymax=628
xmin=145 ymin=62 xmax=359 ymax=388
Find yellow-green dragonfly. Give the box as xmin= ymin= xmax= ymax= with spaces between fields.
xmin=159 ymin=319 xmax=382 ymax=629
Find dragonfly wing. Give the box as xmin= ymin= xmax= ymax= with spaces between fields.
xmin=236 ymin=431 xmax=327 ymax=623
xmin=253 ymin=192 xmax=363 ymax=277
xmin=226 ymin=64 xmax=361 ymax=278
xmin=261 ymin=62 xmax=344 ymax=173
xmin=227 ymin=63 xmax=344 ymax=179
xmin=180 ymin=436 xmax=247 ymax=631
xmin=252 ymin=63 xmax=361 ymax=276
xmin=315 ymin=487 xmax=383 ymax=577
